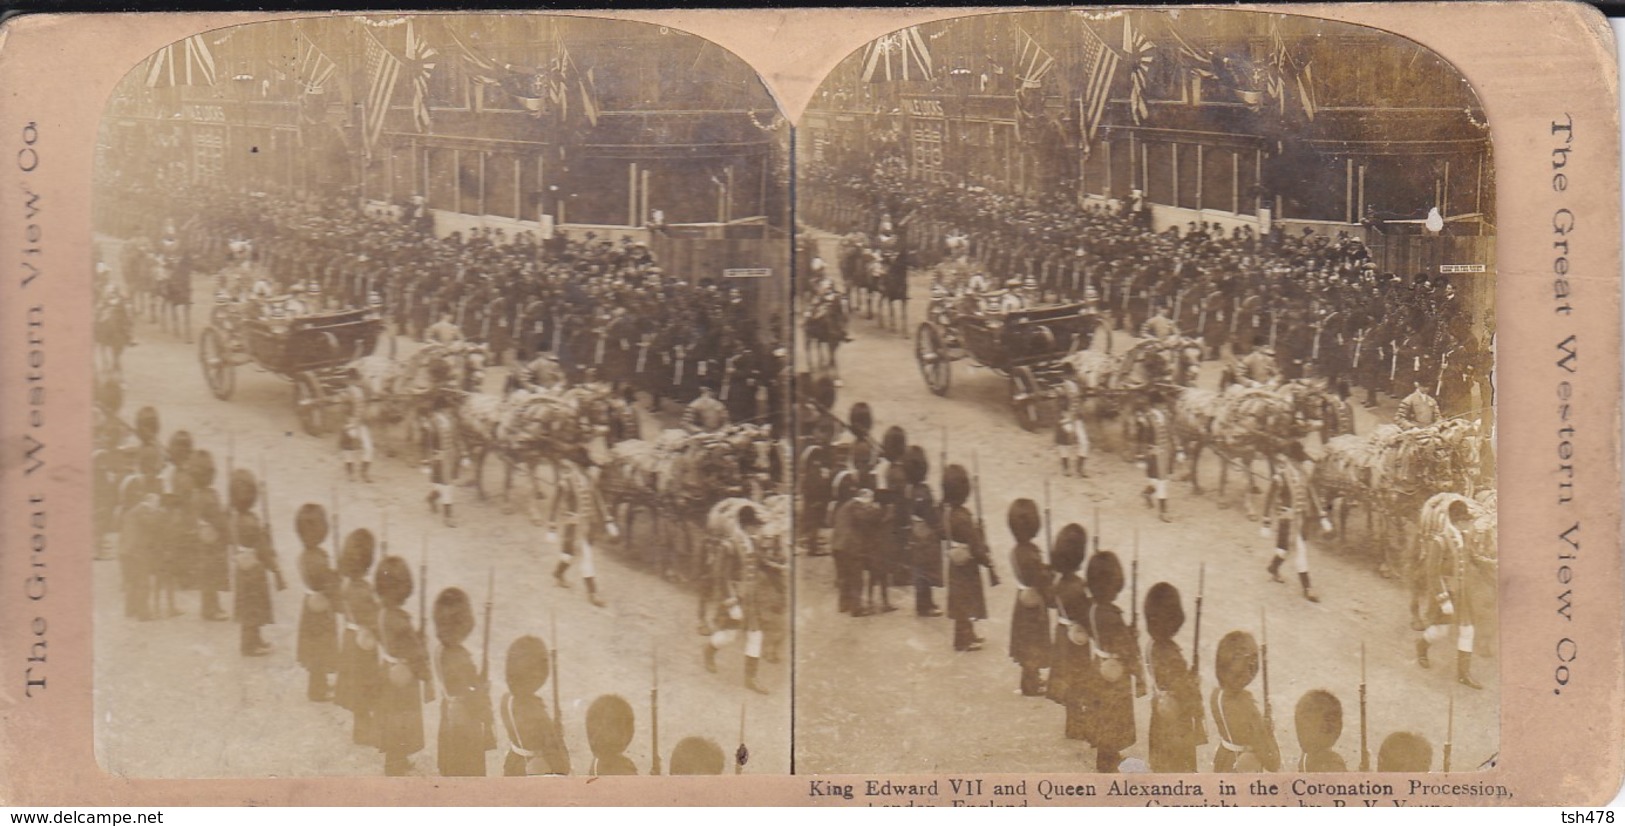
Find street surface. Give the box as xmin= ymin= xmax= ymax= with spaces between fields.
xmin=792 ymin=230 xmax=1497 ymax=775
xmin=93 ymin=235 xmax=789 ymax=778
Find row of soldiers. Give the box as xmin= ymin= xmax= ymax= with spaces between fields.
xmin=804 ymin=163 xmax=1493 ymax=420
xmin=95 ymin=378 xmax=744 ymax=777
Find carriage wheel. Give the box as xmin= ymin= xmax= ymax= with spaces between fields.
xmin=915 ymin=323 xmax=951 ymax=396
xmin=197 ymin=328 xmax=235 ymax=400
xmin=1011 ymin=366 xmax=1043 ymax=432
xmin=293 ymin=372 xmax=330 ymax=437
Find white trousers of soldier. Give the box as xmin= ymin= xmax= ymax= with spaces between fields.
xmin=1142 ymin=453 xmax=1169 ymax=520
xmin=705 ymin=605 xmax=769 ymax=694
xmin=1266 ymin=519 xmax=1319 ymax=602
xmin=1057 ymin=418 xmax=1089 ymax=477
xmin=342 ymin=423 xmax=374 ymax=481
xmin=552 ymin=524 xmax=604 ymax=606
xmin=1418 ymin=610 xmax=1482 ymax=689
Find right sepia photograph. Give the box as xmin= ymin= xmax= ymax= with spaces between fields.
xmin=793 ymin=8 xmax=1496 ymax=776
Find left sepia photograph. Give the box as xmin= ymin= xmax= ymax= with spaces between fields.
xmin=90 ymin=14 xmax=791 ymax=779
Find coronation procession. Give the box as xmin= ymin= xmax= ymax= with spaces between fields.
xmin=793 ymin=10 xmax=1497 ymax=776
xmin=92 ymin=16 xmax=790 ymax=778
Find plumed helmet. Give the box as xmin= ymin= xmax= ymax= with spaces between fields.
xmin=941 ymin=463 xmax=971 ymax=507
xmin=228 ymin=468 xmax=259 ymax=512
xmin=505 ymin=635 xmax=551 ymax=695
xmin=295 ymin=503 xmax=329 ymax=547
xmin=1051 ymin=523 xmax=1088 ymax=575
xmin=902 ymin=445 xmax=929 ymax=485
xmin=374 ymin=554 xmax=414 ymax=607
xmin=1085 ymin=550 xmax=1125 ymax=601
xmin=1007 ymin=498 xmax=1040 ymax=542
xmin=880 ymin=426 xmax=908 ymax=464
xmin=1294 ymin=688 xmax=1344 ymax=753
xmin=848 ymin=402 xmax=873 ymax=440
xmin=188 ymin=449 xmax=217 ymax=489
xmin=586 ymin=694 xmax=636 ymax=758
xmin=1144 ymin=582 xmax=1185 ymax=642
xmin=433 ymin=587 xmax=474 ymax=646
xmin=1215 ymin=630 xmax=1260 ymax=691
xmin=669 ymin=737 xmax=726 ymax=775
xmin=1377 ymin=731 xmax=1434 ymax=772
xmin=339 ymin=529 xmax=376 ymax=579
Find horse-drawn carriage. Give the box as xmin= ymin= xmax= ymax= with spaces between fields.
xmin=914 ymin=294 xmax=1104 ymax=431
xmin=197 ymin=298 xmax=384 ymax=436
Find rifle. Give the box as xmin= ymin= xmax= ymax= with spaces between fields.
xmin=1259 ymin=608 xmax=1272 ymax=728
xmin=259 ymin=455 xmax=286 ymax=592
xmin=550 ymin=609 xmax=563 ymax=739
xmin=481 ymin=567 xmax=495 ymax=751
xmin=379 ymin=506 xmax=390 ymax=571
xmin=1130 ymin=528 xmax=1140 ymax=632
xmin=1042 ymin=478 xmax=1052 ymax=557
xmin=1092 ymin=505 xmax=1100 ymax=554
xmin=1443 ymin=682 xmax=1455 ymax=772
xmin=1191 ymin=562 xmax=1204 ymax=678
xmin=735 ymin=700 xmax=747 ymax=775
xmin=419 ymin=536 xmax=435 ymax=702
xmin=650 ymin=648 xmax=662 ymax=776
xmin=330 ymin=487 xmax=340 ymax=552
xmin=972 ymin=450 xmax=997 ymax=587
xmin=226 ymin=435 xmax=239 ymax=593
xmin=1359 ymin=641 xmax=1371 ymax=771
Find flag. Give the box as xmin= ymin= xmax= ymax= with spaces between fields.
xmin=296 ymin=35 xmax=337 ymax=95
xmin=861 ymin=26 xmax=933 ymax=82
xmin=362 ymin=27 xmax=402 ymax=156
xmin=1077 ymin=23 xmax=1120 ymax=145
xmin=1269 ymin=17 xmax=1316 ymax=121
xmin=1014 ymin=25 xmax=1054 ymax=89
xmin=404 ymin=20 xmax=438 ymax=132
xmin=577 ymin=65 xmax=600 ymax=127
xmin=1122 ymin=17 xmax=1154 ymax=124
xmin=145 ymin=35 xmax=218 ymax=87
xmin=1161 ymin=15 xmax=1217 ymax=104
xmin=552 ymin=28 xmax=600 ymax=126
xmin=445 ymin=25 xmax=504 ymax=86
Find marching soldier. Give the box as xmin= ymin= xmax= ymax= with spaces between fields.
xmin=1006 ymin=499 xmax=1051 ymax=697
xmin=1210 ymin=630 xmax=1282 ymax=772
xmin=336 ymin=529 xmax=381 ymax=747
xmin=1082 ymin=551 xmax=1146 ymax=773
xmin=1135 ymin=393 xmax=1176 ymax=523
xmin=702 ymin=505 xmax=772 ymax=695
xmin=586 ymin=695 xmax=639 ymax=776
xmin=375 ymin=554 xmax=430 ymax=776
xmin=500 ymin=635 xmax=571 ymax=776
xmin=1263 ymin=441 xmax=1331 ymax=603
xmin=549 ymin=451 xmax=610 ymax=608
xmin=229 ymin=469 xmax=283 ymax=656
xmin=424 ymin=399 xmax=458 ymax=528
xmin=942 ymin=464 xmax=997 ymax=653
xmin=433 ymin=587 xmax=494 ymax=776
xmin=1054 ymin=392 xmax=1089 ymax=478
xmin=1294 ymin=689 xmax=1349 ymax=771
xmin=338 ymin=369 xmax=374 ymax=483
xmin=1145 ymin=582 xmax=1205 ymax=772
xmin=295 ymin=503 xmax=340 ymax=702
xmin=1415 ymin=500 xmax=1485 ymax=690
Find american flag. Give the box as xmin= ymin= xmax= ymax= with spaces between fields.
xmin=145 ymin=35 xmax=218 ymax=88
xmin=362 ymin=27 xmax=402 ymax=156
xmin=1077 ymin=23 xmax=1120 ymax=145
xmin=861 ymin=26 xmax=933 ymax=83
xmin=405 ymin=21 xmax=439 ymax=133
xmin=1014 ymin=25 xmax=1054 ymax=89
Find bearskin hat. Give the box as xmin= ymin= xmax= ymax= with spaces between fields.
xmin=813 ymin=375 xmax=837 ymax=410
xmin=188 ymin=449 xmax=216 ymax=489
xmin=167 ymin=430 xmax=194 ymax=465
xmin=880 ymin=426 xmax=908 ymax=464
xmin=1377 ymin=731 xmax=1433 ymax=772
xmin=1294 ymin=688 xmax=1344 ymax=753
xmin=295 ymin=503 xmax=329 ymax=548
xmin=668 ymin=736 xmax=726 ymax=775
xmin=137 ymin=444 xmax=163 ymax=477
xmin=850 ymin=440 xmax=873 ymax=470
xmin=374 ymin=554 xmax=414 ymax=607
xmin=505 ymin=634 xmax=551 ymax=696
xmin=586 ymin=694 xmax=636 ymax=758
xmin=97 ymin=378 xmax=123 ymax=414
xmin=1215 ymin=630 xmax=1260 ymax=691
xmin=135 ymin=406 xmax=160 ymax=444
xmin=339 ymin=529 xmax=376 ymax=579
xmin=1051 ymin=523 xmax=1088 ymax=575
xmin=1144 ymin=581 xmax=1185 ymax=642
xmin=228 ymin=468 xmax=259 ymax=513
xmin=433 ymin=587 xmax=474 ymax=646
xmin=1085 ymin=551 xmax=1125 ymax=601
xmin=941 ymin=464 xmax=971 ymax=507
xmin=848 ymin=402 xmax=873 ymax=440
xmin=902 ymin=445 xmax=929 ymax=485
xmin=1007 ymin=498 xmax=1040 ymax=543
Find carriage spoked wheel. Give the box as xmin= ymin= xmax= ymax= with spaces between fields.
xmin=1010 ymin=366 xmax=1043 ymax=432
xmin=915 ymin=323 xmax=951 ymax=396
xmin=293 ymin=372 xmax=330 ymax=437
xmin=197 ymin=327 xmax=236 ymax=401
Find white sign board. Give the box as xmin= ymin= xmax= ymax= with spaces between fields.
xmin=1439 ymin=264 xmax=1487 ymax=274
xmin=724 ymin=267 xmax=772 ymax=279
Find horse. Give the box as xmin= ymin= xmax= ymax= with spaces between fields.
xmin=1409 ymin=490 xmax=1497 ymax=636
xmin=802 ymin=294 xmax=848 ymax=381
xmin=874 ymin=248 xmax=909 ymax=334
xmin=95 ymin=292 xmax=135 ymax=379
xmin=352 ymin=342 xmax=489 ymax=457
xmin=457 ymin=381 xmax=627 ymax=520
xmin=1171 ymin=384 xmax=1307 ymax=515
xmin=599 ymin=429 xmax=751 ymax=583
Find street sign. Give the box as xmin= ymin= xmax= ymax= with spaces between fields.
xmin=724 ymin=267 xmax=772 ymax=279
xmin=1439 ymin=264 xmax=1487 ymax=274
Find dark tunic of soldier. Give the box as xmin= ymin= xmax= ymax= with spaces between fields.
xmin=501 ymin=636 xmax=571 ymax=776
xmin=337 ymin=571 xmax=382 ymax=745
xmin=230 ymin=489 xmax=281 ymax=657
xmin=1210 ymin=631 xmax=1282 ymax=772
xmin=1080 ymin=552 xmax=1146 ymax=772
xmin=295 ymin=505 xmax=341 ymax=702
xmin=375 ymin=556 xmax=429 ymax=776
xmin=944 ymin=505 xmax=992 ymax=639
xmin=1007 ymin=499 xmax=1052 ymax=694
xmin=829 ymin=491 xmax=881 ymax=616
xmin=433 ymin=587 xmax=492 ymax=777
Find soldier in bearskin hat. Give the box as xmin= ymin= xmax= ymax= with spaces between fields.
xmin=1293 ymin=688 xmax=1348 ymax=771
xmin=374 ymin=554 xmax=430 ymax=776
xmin=295 ymin=503 xmax=340 ymax=702
xmin=1006 ymin=498 xmax=1051 ymax=697
xmin=668 ymin=736 xmax=725 ymax=775
xmin=1046 ymin=524 xmax=1094 ymax=740
xmin=872 ymin=425 xmax=910 ymax=609
xmin=229 ymin=469 xmax=282 ymax=657
xmin=433 ymin=587 xmax=493 ymax=776
xmin=499 ymin=635 xmax=571 ymax=776
xmin=942 ymin=464 xmax=997 ymax=652
xmin=586 ymin=694 xmax=638 ymax=776
xmin=335 ymin=528 xmax=381 ymax=747
xmin=1081 ymin=551 xmax=1145 ymax=773
xmin=1376 ymin=731 xmax=1433 ymax=772
xmin=828 ymin=481 xmax=880 ymax=617
xmin=901 ymin=446 xmax=942 ymax=617
xmin=1145 ymin=581 xmax=1205 ymax=772
xmin=1210 ymin=630 xmax=1281 ymax=772
xmin=187 ymin=450 xmax=230 ymax=622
